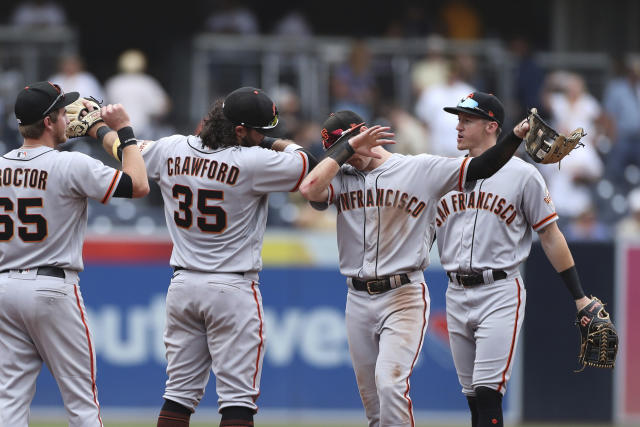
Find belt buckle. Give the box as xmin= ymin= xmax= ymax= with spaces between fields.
xmin=457 ymin=274 xmax=473 ymax=286
xmin=366 ymin=280 xmax=382 ymax=295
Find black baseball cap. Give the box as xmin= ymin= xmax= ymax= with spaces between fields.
xmin=15 ymin=81 xmax=79 ymax=125
xmin=443 ymin=92 xmax=504 ymax=127
xmin=222 ymin=87 xmax=280 ymax=136
xmin=321 ymin=110 xmax=365 ymax=149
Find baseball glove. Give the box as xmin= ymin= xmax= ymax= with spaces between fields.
xmin=65 ymin=97 xmax=103 ymax=138
xmin=575 ymin=297 xmax=618 ymax=372
xmin=524 ymin=108 xmax=586 ymax=164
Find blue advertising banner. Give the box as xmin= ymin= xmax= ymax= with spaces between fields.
xmin=31 ymin=264 xmax=514 ymax=415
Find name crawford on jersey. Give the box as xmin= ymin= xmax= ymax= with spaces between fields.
xmin=335 ymin=187 xmax=426 ymax=218
xmin=436 ymin=190 xmax=517 ymax=227
xmin=166 ymin=156 xmax=239 ymax=185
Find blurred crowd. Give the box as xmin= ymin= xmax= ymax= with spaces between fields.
xmin=1 ymin=0 xmax=639 ymax=241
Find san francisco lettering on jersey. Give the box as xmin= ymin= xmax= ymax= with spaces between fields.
xmin=167 ymin=156 xmax=239 ymax=185
xmin=0 ymin=167 xmax=48 ymax=189
xmin=336 ymin=187 xmax=426 ymax=218
xmin=436 ymin=190 xmax=517 ymax=226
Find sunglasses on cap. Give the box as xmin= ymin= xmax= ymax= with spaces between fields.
xmin=457 ymin=96 xmax=482 ymax=110
xmin=240 ymin=110 xmax=279 ymax=130
xmin=42 ymin=83 xmax=65 ymax=117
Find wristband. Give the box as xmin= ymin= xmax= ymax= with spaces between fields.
xmin=559 ymin=265 xmax=586 ymax=299
xmin=111 ymin=138 xmax=122 ymax=161
xmin=260 ymin=136 xmax=277 ymax=149
xmin=96 ymin=126 xmax=112 ymax=144
xmin=117 ymin=126 xmax=137 ymax=148
xmin=326 ymin=138 xmax=355 ymax=166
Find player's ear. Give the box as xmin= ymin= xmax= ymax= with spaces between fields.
xmin=234 ymin=125 xmax=248 ymax=139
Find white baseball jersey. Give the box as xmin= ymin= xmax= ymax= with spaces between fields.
xmin=436 ymin=157 xmax=558 ymax=273
xmin=313 ymin=152 xmax=469 ymax=427
xmin=324 ymin=153 xmax=471 ymax=278
xmin=1 ymin=145 xmax=123 ymax=427
xmin=139 ymin=135 xmax=308 ymax=414
xmin=140 ymin=135 xmax=308 ymax=272
xmin=0 ymin=146 xmax=122 ymax=271
xmin=436 ymin=156 xmax=557 ymax=397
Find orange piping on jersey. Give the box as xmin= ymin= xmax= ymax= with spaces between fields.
xmin=290 ymin=152 xmax=308 ymax=192
xmin=101 ymin=170 xmax=121 ymax=204
xmin=73 ymin=284 xmax=103 ymax=426
xmin=328 ymin=183 xmax=334 ymax=204
xmin=251 ymin=281 xmax=264 ymax=404
xmin=532 ymin=212 xmax=558 ymax=231
xmin=402 ymin=282 xmax=428 ymax=427
xmin=458 ymin=157 xmax=471 ymax=192
xmin=498 ymin=278 xmax=522 ymax=393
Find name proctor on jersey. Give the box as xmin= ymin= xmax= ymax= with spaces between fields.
xmin=167 ymin=156 xmax=239 ymax=185
xmin=0 ymin=167 xmax=48 ymax=190
xmin=336 ymin=187 xmax=426 ymax=218
xmin=436 ymin=190 xmax=517 ymax=227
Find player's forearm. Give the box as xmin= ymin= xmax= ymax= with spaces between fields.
xmin=538 ymin=222 xmax=575 ymax=271
xmin=116 ymin=127 xmax=149 ymax=198
xmin=299 ymin=158 xmax=338 ymax=202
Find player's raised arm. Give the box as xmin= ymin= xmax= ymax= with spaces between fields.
xmin=89 ymin=104 xmax=149 ymax=198
xmin=299 ymin=124 xmax=395 ymax=202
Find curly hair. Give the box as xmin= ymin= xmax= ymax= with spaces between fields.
xmin=198 ymin=99 xmax=238 ymax=150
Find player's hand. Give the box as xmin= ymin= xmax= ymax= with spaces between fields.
xmin=514 ymin=119 xmax=530 ymax=139
xmin=348 ymin=125 xmax=395 ymax=159
xmin=100 ymin=104 xmax=131 ymax=131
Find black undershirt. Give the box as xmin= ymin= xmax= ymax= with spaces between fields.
xmin=466 ymin=130 xmax=522 ymax=181
xmin=113 ymin=173 xmax=133 ymax=198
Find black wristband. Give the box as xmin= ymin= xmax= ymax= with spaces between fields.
xmin=117 ymin=126 xmax=137 ymax=148
xmin=559 ymin=265 xmax=586 ymax=299
xmin=326 ymin=138 xmax=355 ymax=166
xmin=260 ymin=136 xmax=277 ymax=149
xmin=96 ymin=126 xmax=112 ymax=144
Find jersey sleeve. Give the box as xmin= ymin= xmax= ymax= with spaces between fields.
xmin=250 ymin=148 xmax=309 ymax=194
xmin=419 ymin=154 xmax=471 ymax=199
xmin=521 ymin=169 xmax=559 ymax=232
xmin=64 ymin=153 xmax=123 ymax=204
xmin=140 ymin=136 xmax=175 ymax=181
xmin=309 ymin=173 xmax=342 ymax=211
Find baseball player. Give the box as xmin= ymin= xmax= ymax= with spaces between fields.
xmin=298 ymin=102 xmax=531 ymax=427
xmin=0 ymin=81 xmax=149 ymax=427
xmin=93 ymin=87 xmax=327 ymax=427
xmin=436 ymin=92 xmax=593 ymax=427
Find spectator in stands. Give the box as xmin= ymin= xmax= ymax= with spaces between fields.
xmin=564 ymin=197 xmax=611 ymax=241
xmin=272 ymin=9 xmax=312 ymax=38
xmin=616 ymin=187 xmax=640 ymax=239
xmin=410 ymin=35 xmax=449 ymax=97
xmin=105 ymin=49 xmax=171 ymax=140
xmin=540 ymin=71 xmax=605 ymax=219
xmin=438 ymin=0 xmax=482 ymax=40
xmin=330 ymin=39 xmax=377 ymax=122
xmin=10 ymin=0 xmax=66 ymax=27
xmin=204 ymin=0 xmax=259 ymax=34
xmin=381 ymin=105 xmax=430 ymax=155
xmin=602 ymin=56 xmax=640 ymax=190
xmin=48 ymin=54 xmax=104 ymax=101
xmin=414 ymin=55 xmax=475 ymax=156
xmin=509 ymin=35 xmax=547 ymax=119
xmin=270 ymin=84 xmax=303 ymax=139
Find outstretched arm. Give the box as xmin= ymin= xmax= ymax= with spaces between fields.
xmin=299 ymin=125 xmax=395 ymax=202
xmin=466 ymin=119 xmax=529 ymax=181
xmin=538 ymin=222 xmax=591 ymax=310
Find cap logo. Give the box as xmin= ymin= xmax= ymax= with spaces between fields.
xmin=253 ymin=90 xmax=259 ymax=94
xmin=467 ymin=92 xmax=475 ymax=98
xmin=488 ymin=111 xmax=494 ymax=117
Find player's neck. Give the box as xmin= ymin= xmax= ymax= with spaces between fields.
xmin=364 ymin=148 xmax=392 ymax=171
xmin=468 ymin=138 xmax=497 ymax=157
xmin=21 ymin=137 xmax=52 ymax=149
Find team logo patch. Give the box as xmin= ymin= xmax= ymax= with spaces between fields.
xmin=544 ymin=188 xmax=552 ymax=204
xmin=16 ymin=151 xmax=27 ymax=158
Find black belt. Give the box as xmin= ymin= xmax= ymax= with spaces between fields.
xmin=446 ymin=270 xmax=507 ymax=287
xmin=173 ymin=266 xmax=244 ymax=275
xmin=0 ymin=266 xmax=65 ymax=279
xmin=351 ymin=274 xmax=411 ymax=295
